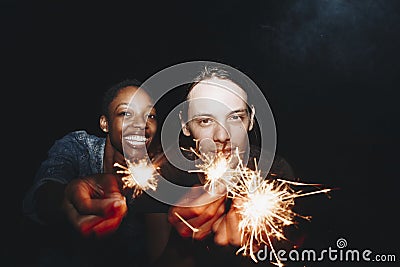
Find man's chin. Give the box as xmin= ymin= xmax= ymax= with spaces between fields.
xmin=198 ymin=150 xmax=231 ymax=161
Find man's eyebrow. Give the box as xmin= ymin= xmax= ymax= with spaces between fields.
xmin=227 ymin=109 xmax=248 ymax=116
xmin=192 ymin=113 xmax=214 ymax=118
xmin=191 ymin=109 xmax=248 ymax=118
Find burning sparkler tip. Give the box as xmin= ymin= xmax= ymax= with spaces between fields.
xmin=113 ymin=159 xmax=159 ymax=198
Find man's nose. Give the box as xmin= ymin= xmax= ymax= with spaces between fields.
xmin=213 ymin=122 xmax=230 ymax=143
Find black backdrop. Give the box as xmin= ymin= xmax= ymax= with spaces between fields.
xmin=4 ymin=0 xmax=400 ymax=266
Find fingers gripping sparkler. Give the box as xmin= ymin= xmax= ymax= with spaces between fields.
xmin=114 ymin=159 xmax=159 ymax=198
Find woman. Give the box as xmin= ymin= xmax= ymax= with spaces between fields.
xmin=22 ymin=78 xmax=159 ymax=267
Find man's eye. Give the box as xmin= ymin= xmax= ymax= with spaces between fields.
xmin=196 ymin=118 xmax=213 ymax=126
xmin=229 ymin=115 xmax=241 ymax=121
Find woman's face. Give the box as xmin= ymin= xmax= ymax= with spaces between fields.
xmin=106 ymin=86 xmax=157 ymax=160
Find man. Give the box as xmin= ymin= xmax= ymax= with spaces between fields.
xmin=148 ymin=64 xmax=295 ymax=266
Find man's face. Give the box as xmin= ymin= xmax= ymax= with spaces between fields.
xmin=183 ymin=77 xmax=253 ymax=159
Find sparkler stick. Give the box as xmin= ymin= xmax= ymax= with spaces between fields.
xmin=174 ymin=211 xmax=200 ymax=239
xmin=113 ymin=159 xmax=159 ymax=198
xmin=173 ymin=212 xmax=199 ymax=233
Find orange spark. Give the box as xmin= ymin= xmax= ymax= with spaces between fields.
xmin=114 ymin=159 xmax=159 ymax=198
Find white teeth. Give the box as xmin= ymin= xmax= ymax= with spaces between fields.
xmin=125 ymin=135 xmax=147 ymax=142
xmin=125 ymin=135 xmax=148 ymax=146
xmin=127 ymin=141 xmax=145 ymax=146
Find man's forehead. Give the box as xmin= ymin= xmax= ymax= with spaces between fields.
xmin=188 ymin=77 xmax=248 ymax=104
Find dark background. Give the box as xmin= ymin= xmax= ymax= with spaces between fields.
xmin=4 ymin=0 xmax=399 ymax=265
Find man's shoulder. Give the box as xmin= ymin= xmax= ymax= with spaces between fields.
xmin=248 ymin=145 xmax=295 ymax=180
xmin=153 ymin=151 xmax=199 ymax=187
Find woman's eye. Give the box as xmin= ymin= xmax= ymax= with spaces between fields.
xmin=120 ymin=111 xmax=132 ymax=117
xmin=147 ymin=114 xmax=157 ymax=120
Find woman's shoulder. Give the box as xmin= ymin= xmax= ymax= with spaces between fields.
xmin=50 ymin=130 xmax=105 ymax=152
xmin=59 ymin=130 xmax=103 ymax=142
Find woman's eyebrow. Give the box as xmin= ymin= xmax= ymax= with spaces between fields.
xmin=147 ymin=105 xmax=156 ymax=110
xmin=114 ymin=103 xmax=129 ymax=112
xmin=114 ymin=103 xmax=155 ymax=111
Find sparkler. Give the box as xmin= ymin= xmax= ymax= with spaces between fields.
xmin=231 ymin=160 xmax=332 ymax=266
xmin=181 ymin=143 xmax=238 ymax=195
xmin=114 ymin=159 xmax=159 ymax=198
xmin=176 ymin=144 xmax=332 ymax=266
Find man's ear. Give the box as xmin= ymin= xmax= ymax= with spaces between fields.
xmin=179 ymin=111 xmax=191 ymax=136
xmin=100 ymin=115 xmax=109 ymax=133
xmin=248 ymin=105 xmax=255 ymax=131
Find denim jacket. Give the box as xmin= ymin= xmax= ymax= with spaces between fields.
xmin=23 ymin=130 xmax=105 ymax=224
xmin=23 ymin=130 xmax=148 ymax=266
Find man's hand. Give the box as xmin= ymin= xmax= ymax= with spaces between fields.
xmin=168 ymin=186 xmax=226 ymax=240
xmin=212 ymin=198 xmax=242 ymax=246
xmin=63 ymin=173 xmax=127 ymax=238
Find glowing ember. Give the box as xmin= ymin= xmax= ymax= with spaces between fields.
xmin=114 ymin=159 xmax=159 ymax=198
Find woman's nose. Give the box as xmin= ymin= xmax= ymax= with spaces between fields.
xmin=131 ymin=115 xmax=146 ymax=129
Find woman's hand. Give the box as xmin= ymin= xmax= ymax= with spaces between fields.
xmin=62 ymin=173 xmax=127 ymax=238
